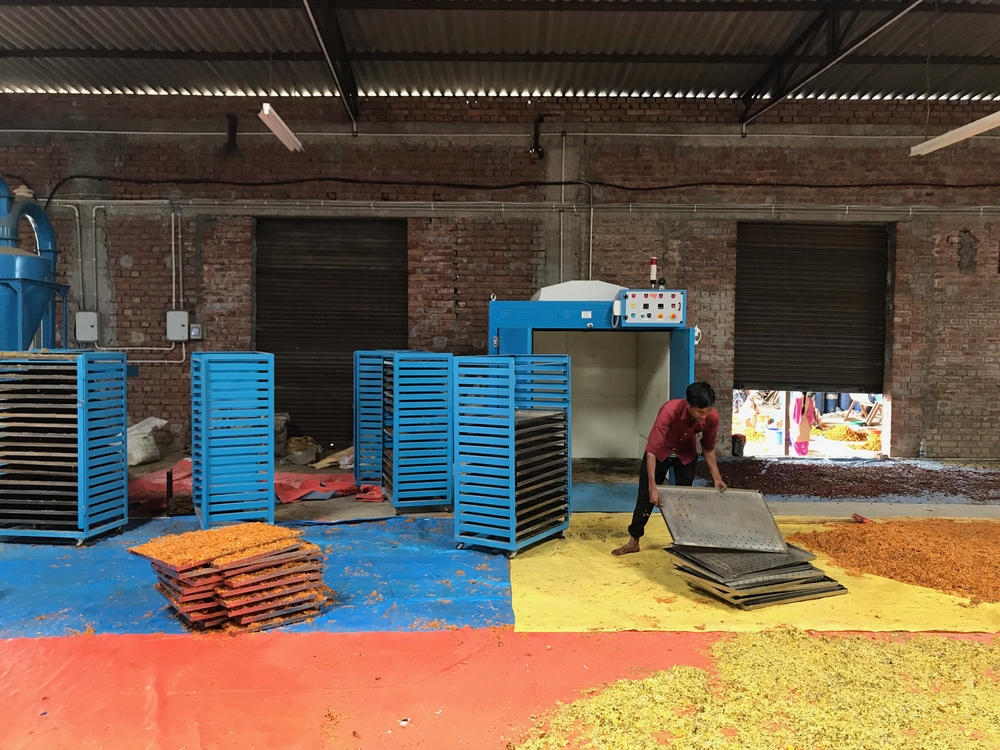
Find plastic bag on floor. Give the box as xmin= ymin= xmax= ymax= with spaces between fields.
xmin=128 ymin=417 xmax=167 ymax=466
xmin=274 ymin=412 xmax=291 ymax=457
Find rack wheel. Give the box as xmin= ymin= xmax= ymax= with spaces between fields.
xmin=506 ymin=550 xmax=518 ymax=560
xmin=456 ymin=543 xmax=465 ymax=550
xmin=557 ymin=531 xmax=566 ymax=540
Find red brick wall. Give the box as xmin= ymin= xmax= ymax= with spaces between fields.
xmin=3 ymin=93 xmax=997 ymax=127
xmin=891 ymin=221 xmax=1000 ymax=459
xmin=408 ymin=217 xmax=545 ymax=354
xmin=3 ymin=93 xmax=999 ymax=457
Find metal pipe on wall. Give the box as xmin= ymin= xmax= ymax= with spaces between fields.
xmin=176 ymin=205 xmax=184 ymax=309
xmin=559 ymin=131 xmax=566 ymax=283
xmin=53 ymin=197 xmax=1000 ymax=218
xmin=47 ymin=202 xmax=84 ymax=312
xmin=6 ymin=127 xmax=995 ymax=144
xmin=91 ymin=202 xmax=182 ymax=356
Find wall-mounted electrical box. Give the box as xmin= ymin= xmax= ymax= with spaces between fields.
xmin=166 ymin=310 xmax=189 ymax=342
xmin=189 ymin=322 xmax=204 ymax=340
xmin=75 ymin=311 xmax=99 ymax=343
xmin=619 ymin=289 xmax=686 ymax=327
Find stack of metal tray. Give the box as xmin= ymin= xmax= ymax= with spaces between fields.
xmin=130 ymin=526 xmax=334 ymax=632
xmin=658 ymin=486 xmax=847 ymax=610
xmin=0 ymin=358 xmax=80 ymax=533
xmin=513 ymin=409 xmax=569 ymax=542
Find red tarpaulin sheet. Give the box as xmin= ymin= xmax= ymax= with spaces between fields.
xmin=129 ymin=459 xmax=381 ymax=509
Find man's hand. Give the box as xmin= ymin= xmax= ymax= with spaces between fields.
xmin=703 ymin=449 xmax=726 ymax=492
xmin=649 ymin=486 xmax=662 ymax=508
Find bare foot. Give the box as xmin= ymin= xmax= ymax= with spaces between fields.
xmin=612 ymin=537 xmax=640 ymax=556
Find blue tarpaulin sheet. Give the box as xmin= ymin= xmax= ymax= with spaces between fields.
xmin=0 ymin=517 xmax=513 ymax=638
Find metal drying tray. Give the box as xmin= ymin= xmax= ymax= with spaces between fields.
xmin=657 ymin=485 xmax=786 ymax=553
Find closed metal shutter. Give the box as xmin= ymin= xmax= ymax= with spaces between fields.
xmin=254 ymin=219 xmax=408 ymax=448
xmin=734 ymin=222 xmax=890 ymax=393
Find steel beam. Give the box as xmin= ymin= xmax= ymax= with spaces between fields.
xmin=0 ymin=49 xmax=323 ymax=60
xmin=739 ymin=0 xmax=928 ymax=124
xmin=302 ymin=0 xmax=359 ymax=130
xmin=349 ymin=51 xmax=1000 ymax=65
xmin=0 ymin=0 xmax=994 ymax=10
xmin=5 ymin=48 xmax=997 ymax=68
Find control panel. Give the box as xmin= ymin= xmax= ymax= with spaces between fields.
xmin=619 ymin=289 xmax=686 ymax=327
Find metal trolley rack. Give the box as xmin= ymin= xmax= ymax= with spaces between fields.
xmin=381 ymin=351 xmax=453 ymax=511
xmin=353 ymin=349 xmax=394 ymax=486
xmin=453 ymin=355 xmax=571 ymax=557
xmin=0 ymin=350 xmax=127 ymax=542
xmin=191 ymin=352 xmax=275 ymax=528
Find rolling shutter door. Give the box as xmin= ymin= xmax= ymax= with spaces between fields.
xmin=255 ymin=218 xmax=408 ymax=448
xmin=734 ymin=222 xmax=889 ymax=393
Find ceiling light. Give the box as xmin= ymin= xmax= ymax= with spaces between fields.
xmin=258 ymin=103 xmax=303 ymax=152
xmin=910 ymin=110 xmax=1000 ymax=156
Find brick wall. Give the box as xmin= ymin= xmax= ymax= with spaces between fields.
xmin=4 ymin=93 xmax=997 ymax=128
xmin=3 ymin=93 xmax=999 ymax=457
xmin=904 ymin=221 xmax=1000 ymax=459
xmin=408 ymin=217 xmax=545 ymax=354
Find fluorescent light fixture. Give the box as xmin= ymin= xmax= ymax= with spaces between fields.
xmin=258 ymin=103 xmax=303 ymax=152
xmin=910 ymin=110 xmax=1000 ymax=156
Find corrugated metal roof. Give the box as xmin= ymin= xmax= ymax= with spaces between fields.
xmin=0 ymin=6 xmax=314 ymax=53
xmin=0 ymin=1 xmax=997 ymax=99
xmin=0 ymin=58 xmax=333 ymax=96
xmin=341 ymin=8 xmax=812 ymax=55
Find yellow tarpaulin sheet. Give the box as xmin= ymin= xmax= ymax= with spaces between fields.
xmin=510 ymin=513 xmax=1000 ymax=633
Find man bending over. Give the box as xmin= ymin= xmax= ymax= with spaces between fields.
xmin=612 ymin=381 xmax=727 ymax=556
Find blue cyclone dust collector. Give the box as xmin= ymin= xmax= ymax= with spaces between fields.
xmin=0 ymin=174 xmax=68 ymax=351
xmin=0 ymin=174 xmax=128 ymax=542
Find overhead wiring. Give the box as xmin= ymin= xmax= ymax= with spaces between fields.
xmin=42 ymin=172 xmax=1000 ymax=210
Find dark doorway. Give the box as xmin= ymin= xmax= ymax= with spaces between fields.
xmin=735 ymin=222 xmax=890 ymax=393
xmin=255 ymin=218 xmax=408 ymax=448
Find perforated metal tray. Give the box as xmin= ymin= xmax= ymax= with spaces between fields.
xmin=673 ymin=566 xmax=831 ymax=597
xmin=664 ymin=550 xmax=820 ymax=587
xmin=657 ymin=486 xmax=786 ymax=552
xmin=684 ymin=579 xmax=848 ymax=611
xmin=667 ymin=543 xmax=814 ymax=578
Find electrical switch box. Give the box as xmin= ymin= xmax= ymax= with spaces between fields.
xmin=188 ymin=322 xmax=204 ymax=340
xmin=75 ymin=312 xmax=99 ymax=343
xmin=166 ymin=310 xmax=189 ymax=342
xmin=619 ymin=289 xmax=687 ymax=327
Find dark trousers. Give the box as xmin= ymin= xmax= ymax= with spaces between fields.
xmin=627 ymin=454 xmax=697 ymax=539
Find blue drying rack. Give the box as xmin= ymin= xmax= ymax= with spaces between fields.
xmin=0 ymin=351 xmax=128 ymax=542
xmin=191 ymin=352 xmax=275 ymax=528
xmin=353 ymin=349 xmax=395 ymax=486
xmin=381 ymin=351 xmax=453 ymax=510
xmin=453 ymin=355 xmax=571 ymax=557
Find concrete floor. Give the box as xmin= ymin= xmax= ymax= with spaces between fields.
xmin=130 ymin=453 xmax=1000 ymax=525
xmin=769 ymin=500 xmax=1000 ymax=520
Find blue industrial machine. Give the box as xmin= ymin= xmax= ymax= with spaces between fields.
xmin=453 ymin=355 xmax=571 ymax=557
xmin=191 ymin=352 xmax=276 ymax=529
xmin=488 ymin=280 xmax=695 ymax=460
xmin=0 ymin=174 xmax=68 ymax=351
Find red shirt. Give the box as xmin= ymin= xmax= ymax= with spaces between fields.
xmin=644 ymin=399 xmax=719 ymax=465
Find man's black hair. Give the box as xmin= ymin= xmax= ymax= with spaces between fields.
xmin=686 ymin=381 xmax=716 ymax=409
